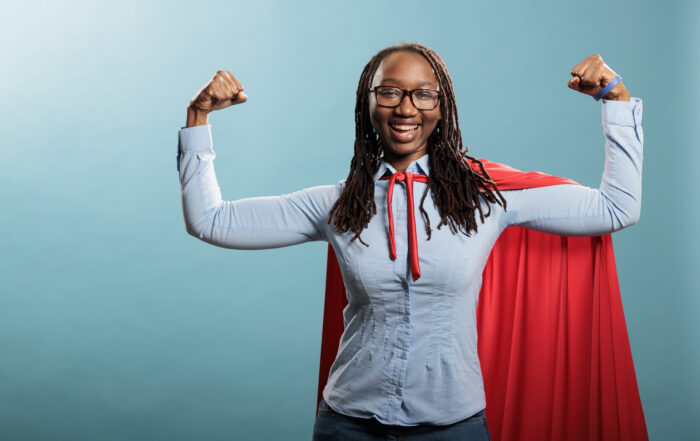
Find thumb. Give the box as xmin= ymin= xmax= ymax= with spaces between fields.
xmin=235 ymin=91 xmax=248 ymax=103
xmin=568 ymin=76 xmax=580 ymax=91
xmin=220 ymin=91 xmax=247 ymax=109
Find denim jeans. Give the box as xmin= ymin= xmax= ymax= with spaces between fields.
xmin=312 ymin=399 xmax=492 ymax=441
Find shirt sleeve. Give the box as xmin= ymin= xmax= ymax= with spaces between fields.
xmin=177 ymin=124 xmax=340 ymax=249
xmin=503 ymin=97 xmax=643 ymax=236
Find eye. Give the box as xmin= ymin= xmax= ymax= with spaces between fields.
xmin=377 ymin=87 xmax=401 ymax=98
xmin=415 ymin=90 xmax=437 ymax=100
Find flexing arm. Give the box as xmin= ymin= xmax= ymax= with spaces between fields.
xmin=178 ymin=125 xmax=337 ymax=248
xmin=503 ymin=55 xmax=643 ymax=236
xmin=177 ymin=71 xmax=338 ymax=249
xmin=505 ymin=96 xmax=643 ymax=236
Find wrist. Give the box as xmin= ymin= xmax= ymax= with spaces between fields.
xmin=186 ymin=106 xmax=210 ymax=127
xmin=604 ymin=83 xmax=631 ymax=101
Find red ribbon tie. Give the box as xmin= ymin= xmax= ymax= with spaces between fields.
xmin=379 ymin=171 xmax=429 ymax=282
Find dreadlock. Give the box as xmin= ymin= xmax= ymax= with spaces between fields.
xmin=327 ymin=42 xmax=507 ymax=247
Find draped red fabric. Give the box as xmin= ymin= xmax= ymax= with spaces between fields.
xmin=317 ymin=158 xmax=648 ymax=441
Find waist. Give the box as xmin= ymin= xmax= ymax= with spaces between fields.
xmin=319 ymin=399 xmax=486 ymax=428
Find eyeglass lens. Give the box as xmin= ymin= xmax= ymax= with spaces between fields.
xmin=374 ymin=87 xmax=439 ymax=110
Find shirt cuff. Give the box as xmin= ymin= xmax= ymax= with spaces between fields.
xmin=602 ymin=97 xmax=643 ymax=127
xmin=178 ymin=124 xmax=213 ymax=153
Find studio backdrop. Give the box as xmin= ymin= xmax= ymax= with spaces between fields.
xmin=1 ymin=1 xmax=698 ymax=440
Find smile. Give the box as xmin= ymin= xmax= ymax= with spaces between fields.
xmin=389 ymin=123 xmax=421 ymax=143
xmin=389 ymin=123 xmax=420 ymax=132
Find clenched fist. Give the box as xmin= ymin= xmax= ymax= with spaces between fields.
xmin=186 ymin=71 xmax=247 ymax=127
xmin=568 ymin=54 xmax=630 ymax=101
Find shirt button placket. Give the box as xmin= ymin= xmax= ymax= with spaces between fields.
xmin=388 ymin=179 xmax=412 ymax=416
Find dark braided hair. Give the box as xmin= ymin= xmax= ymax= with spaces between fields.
xmin=327 ymin=42 xmax=506 ymax=247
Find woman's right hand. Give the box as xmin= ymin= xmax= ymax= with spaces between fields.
xmin=186 ymin=71 xmax=247 ymax=127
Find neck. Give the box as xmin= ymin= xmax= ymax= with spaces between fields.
xmin=383 ymin=150 xmax=428 ymax=173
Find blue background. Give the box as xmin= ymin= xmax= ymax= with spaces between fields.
xmin=2 ymin=0 xmax=698 ymax=440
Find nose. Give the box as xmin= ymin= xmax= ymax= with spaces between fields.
xmin=395 ymin=93 xmax=419 ymax=116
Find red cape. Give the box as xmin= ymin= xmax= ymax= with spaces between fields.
xmin=317 ymin=158 xmax=648 ymax=441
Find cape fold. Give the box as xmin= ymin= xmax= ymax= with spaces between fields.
xmin=317 ymin=158 xmax=648 ymax=441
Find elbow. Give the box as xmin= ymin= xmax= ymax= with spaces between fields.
xmin=183 ymin=213 xmax=210 ymax=241
xmin=183 ymin=208 xmax=240 ymax=249
xmin=616 ymin=202 xmax=641 ymax=231
xmin=601 ymin=190 xmax=641 ymax=232
xmin=185 ymin=222 xmax=201 ymax=239
xmin=624 ymin=194 xmax=642 ymax=228
xmin=182 ymin=203 xmax=221 ymax=242
xmin=629 ymin=204 xmax=641 ymax=226
xmin=625 ymin=207 xmax=641 ymax=228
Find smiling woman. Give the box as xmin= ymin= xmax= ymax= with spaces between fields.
xmin=176 ymin=42 xmax=645 ymax=441
xmin=328 ymin=43 xmax=508 ymax=253
xmin=368 ymin=51 xmax=442 ymax=167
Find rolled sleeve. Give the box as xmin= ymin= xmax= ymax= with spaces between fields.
xmin=602 ymin=97 xmax=643 ymax=127
xmin=177 ymin=125 xmax=213 ymax=171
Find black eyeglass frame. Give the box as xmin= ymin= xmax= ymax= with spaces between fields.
xmin=368 ymin=86 xmax=442 ymax=110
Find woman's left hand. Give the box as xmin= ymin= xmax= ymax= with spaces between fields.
xmin=568 ymin=54 xmax=631 ymax=101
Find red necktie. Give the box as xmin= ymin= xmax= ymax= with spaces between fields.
xmin=379 ymin=171 xmax=429 ymax=282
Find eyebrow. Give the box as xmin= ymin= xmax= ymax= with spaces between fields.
xmin=381 ymin=78 xmax=437 ymax=88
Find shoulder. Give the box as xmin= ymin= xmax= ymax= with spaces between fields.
xmin=282 ymin=180 xmax=344 ymax=208
xmin=288 ymin=181 xmax=343 ymax=198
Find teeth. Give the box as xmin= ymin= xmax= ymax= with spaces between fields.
xmin=391 ymin=124 xmax=419 ymax=131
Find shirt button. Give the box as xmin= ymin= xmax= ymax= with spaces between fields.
xmin=403 ymin=316 xmax=410 ymax=322
xmin=395 ymin=388 xmax=402 ymax=395
xmin=401 ymin=351 xmax=407 ymax=359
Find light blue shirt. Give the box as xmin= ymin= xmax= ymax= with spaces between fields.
xmin=176 ymin=98 xmax=643 ymax=426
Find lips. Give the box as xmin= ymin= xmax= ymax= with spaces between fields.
xmin=389 ymin=122 xmax=421 ymax=142
xmin=390 ymin=123 xmax=419 ymax=131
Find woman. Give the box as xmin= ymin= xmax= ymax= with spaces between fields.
xmin=177 ymin=42 xmax=642 ymax=440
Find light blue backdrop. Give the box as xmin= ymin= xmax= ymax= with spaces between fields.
xmin=1 ymin=1 xmax=698 ymax=440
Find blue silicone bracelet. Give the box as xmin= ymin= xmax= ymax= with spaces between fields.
xmin=594 ymin=75 xmax=622 ymax=101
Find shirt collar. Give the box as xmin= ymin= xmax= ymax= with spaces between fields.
xmin=372 ymin=153 xmax=431 ymax=184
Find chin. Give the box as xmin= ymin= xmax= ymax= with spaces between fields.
xmin=384 ymin=141 xmax=424 ymax=156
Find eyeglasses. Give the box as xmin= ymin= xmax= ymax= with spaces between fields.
xmin=369 ymin=86 xmax=441 ymax=110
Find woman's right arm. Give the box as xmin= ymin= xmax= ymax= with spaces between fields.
xmin=177 ymin=71 xmax=339 ymax=249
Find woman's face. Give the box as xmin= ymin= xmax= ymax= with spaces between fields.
xmin=369 ymin=50 xmax=442 ymax=166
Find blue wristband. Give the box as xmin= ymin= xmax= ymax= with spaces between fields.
xmin=593 ymin=75 xmax=622 ymax=101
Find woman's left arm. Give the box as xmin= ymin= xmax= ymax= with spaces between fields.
xmin=504 ymin=55 xmax=644 ymax=236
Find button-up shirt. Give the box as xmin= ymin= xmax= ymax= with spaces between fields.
xmin=176 ymin=98 xmax=643 ymax=426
